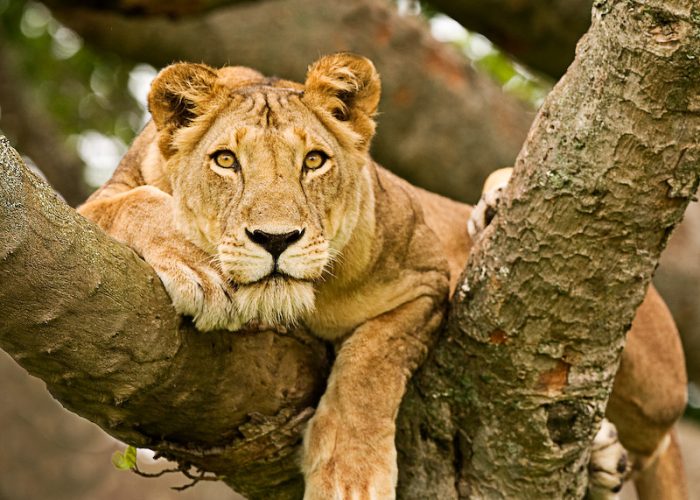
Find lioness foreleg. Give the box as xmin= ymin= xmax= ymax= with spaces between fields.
xmin=79 ymin=186 xmax=241 ymax=331
xmin=302 ymin=295 xmax=444 ymax=500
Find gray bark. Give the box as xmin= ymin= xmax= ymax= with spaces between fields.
xmin=1 ymin=0 xmax=699 ymax=498
xmin=397 ymin=0 xmax=700 ymax=496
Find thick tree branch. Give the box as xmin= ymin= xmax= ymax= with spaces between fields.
xmin=44 ymin=0 xmax=533 ymax=203
xmin=0 ymin=136 xmax=330 ymax=499
xmin=397 ymin=0 xmax=700 ymax=497
xmin=427 ymin=0 xmax=592 ymax=79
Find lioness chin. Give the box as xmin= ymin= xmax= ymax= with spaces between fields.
xmin=79 ymin=54 xmax=687 ymax=499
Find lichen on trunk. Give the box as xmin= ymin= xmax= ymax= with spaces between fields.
xmin=397 ymin=1 xmax=700 ymax=498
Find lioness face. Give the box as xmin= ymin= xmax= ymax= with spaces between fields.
xmin=148 ymin=55 xmax=380 ymax=325
xmin=168 ymin=91 xmax=365 ymax=324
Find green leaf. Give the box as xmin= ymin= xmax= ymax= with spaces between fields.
xmin=111 ymin=445 xmax=138 ymax=470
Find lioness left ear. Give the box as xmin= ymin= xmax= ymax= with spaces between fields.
xmin=148 ymin=62 xmax=220 ymax=156
xmin=303 ymin=53 xmax=381 ymax=147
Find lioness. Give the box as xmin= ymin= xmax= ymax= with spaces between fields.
xmin=79 ymin=54 xmax=687 ymax=499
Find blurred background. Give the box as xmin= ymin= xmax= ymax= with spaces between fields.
xmin=0 ymin=0 xmax=697 ymax=498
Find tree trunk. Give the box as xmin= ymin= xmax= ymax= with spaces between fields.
xmin=397 ymin=0 xmax=700 ymax=497
xmin=1 ymin=0 xmax=698 ymax=499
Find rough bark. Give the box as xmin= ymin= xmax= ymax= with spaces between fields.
xmin=44 ymin=0 xmax=533 ymax=203
xmin=396 ymin=0 xmax=700 ymax=497
xmin=0 ymin=137 xmax=330 ymax=499
xmin=2 ymin=1 xmax=699 ymax=499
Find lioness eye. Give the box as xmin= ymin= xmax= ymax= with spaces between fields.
xmin=212 ymin=150 xmax=239 ymax=169
xmin=304 ymin=151 xmax=328 ymax=170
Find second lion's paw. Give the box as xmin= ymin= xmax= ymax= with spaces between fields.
xmin=587 ymin=419 xmax=630 ymax=500
xmin=467 ymin=167 xmax=513 ymax=240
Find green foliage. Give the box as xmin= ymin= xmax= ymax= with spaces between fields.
xmin=427 ymin=14 xmax=552 ymax=108
xmin=1 ymin=0 xmax=143 ymax=143
xmin=0 ymin=0 xmax=150 ymax=186
xmin=111 ymin=445 xmax=138 ymax=471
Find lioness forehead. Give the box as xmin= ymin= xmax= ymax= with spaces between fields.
xmin=224 ymin=87 xmax=315 ymax=128
xmin=195 ymin=89 xmax=336 ymax=153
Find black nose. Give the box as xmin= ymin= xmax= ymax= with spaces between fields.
xmin=245 ymin=228 xmax=305 ymax=259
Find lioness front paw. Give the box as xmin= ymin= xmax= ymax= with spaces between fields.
xmin=587 ymin=419 xmax=630 ymax=500
xmin=147 ymin=242 xmax=242 ymax=331
xmin=302 ymin=408 xmax=397 ymax=500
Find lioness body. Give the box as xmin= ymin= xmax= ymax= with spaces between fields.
xmin=83 ymin=121 xmax=468 ymax=336
xmin=79 ymin=56 xmax=687 ymax=499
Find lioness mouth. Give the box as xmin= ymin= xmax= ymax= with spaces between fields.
xmin=268 ymin=270 xmax=291 ymax=280
xmin=248 ymin=270 xmax=298 ymax=285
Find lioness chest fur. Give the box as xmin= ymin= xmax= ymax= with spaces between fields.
xmin=79 ymin=54 xmax=687 ymax=499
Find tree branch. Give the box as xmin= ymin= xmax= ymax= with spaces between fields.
xmin=0 ymin=136 xmax=330 ymax=499
xmin=426 ymin=0 xmax=592 ymax=79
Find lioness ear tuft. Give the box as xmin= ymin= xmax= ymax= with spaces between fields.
xmin=148 ymin=63 xmax=219 ymax=154
xmin=304 ymin=53 xmax=381 ymax=147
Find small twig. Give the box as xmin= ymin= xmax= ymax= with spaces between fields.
xmin=172 ymin=465 xmax=222 ymax=491
xmin=132 ymin=464 xmax=181 ymax=478
xmin=130 ymin=459 xmax=222 ymax=491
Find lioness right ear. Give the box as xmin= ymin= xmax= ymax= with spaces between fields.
xmin=148 ymin=63 xmax=219 ymax=155
xmin=303 ymin=53 xmax=381 ymax=148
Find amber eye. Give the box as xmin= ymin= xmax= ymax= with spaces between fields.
xmin=303 ymin=151 xmax=328 ymax=170
xmin=212 ymin=150 xmax=239 ymax=169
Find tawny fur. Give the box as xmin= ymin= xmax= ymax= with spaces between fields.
xmin=78 ymin=54 xmax=687 ymax=499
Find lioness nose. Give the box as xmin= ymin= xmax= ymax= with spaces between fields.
xmin=245 ymin=228 xmax=305 ymax=259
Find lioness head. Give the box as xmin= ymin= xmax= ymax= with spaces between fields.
xmin=147 ymin=54 xmax=381 ymax=325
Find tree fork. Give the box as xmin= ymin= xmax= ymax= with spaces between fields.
xmin=0 ymin=1 xmax=699 ymax=499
